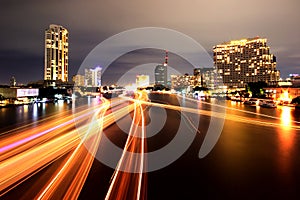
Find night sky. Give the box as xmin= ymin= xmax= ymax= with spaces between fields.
xmin=0 ymin=0 xmax=299 ymax=85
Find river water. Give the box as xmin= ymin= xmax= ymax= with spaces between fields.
xmin=1 ymin=97 xmax=300 ymax=199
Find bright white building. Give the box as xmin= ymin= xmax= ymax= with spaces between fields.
xmin=85 ymin=67 xmax=102 ymax=87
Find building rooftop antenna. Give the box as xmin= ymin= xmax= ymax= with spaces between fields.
xmin=164 ymin=50 xmax=168 ymax=66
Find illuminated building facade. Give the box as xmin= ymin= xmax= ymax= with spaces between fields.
xmin=136 ymin=75 xmax=150 ymax=88
xmin=193 ymin=68 xmax=217 ymax=89
xmin=85 ymin=67 xmax=102 ymax=87
xmin=44 ymin=24 xmax=69 ymax=82
xmin=171 ymin=74 xmax=194 ymax=91
xmin=72 ymin=74 xmax=85 ymax=86
xmin=213 ymin=37 xmax=280 ymax=87
xmin=0 ymin=88 xmax=39 ymax=99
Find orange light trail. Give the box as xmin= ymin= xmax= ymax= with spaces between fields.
xmin=37 ymin=98 xmax=110 ymax=199
xmin=138 ymin=99 xmax=300 ymax=130
xmin=1 ymin=93 xmax=299 ymax=199
xmin=105 ymin=91 xmax=147 ymax=200
xmin=0 ymin=97 xmax=134 ymax=197
xmin=178 ymin=94 xmax=300 ymax=123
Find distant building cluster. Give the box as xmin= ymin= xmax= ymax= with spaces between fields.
xmin=152 ymin=51 xmax=216 ymax=92
xmin=72 ymin=74 xmax=85 ymax=87
xmin=170 ymin=68 xmax=218 ymax=91
xmin=193 ymin=68 xmax=218 ymax=89
xmin=72 ymin=66 xmax=102 ymax=87
xmin=213 ymin=37 xmax=280 ymax=88
xmin=171 ymin=74 xmax=194 ymax=91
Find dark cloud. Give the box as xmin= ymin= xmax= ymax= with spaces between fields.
xmin=0 ymin=0 xmax=299 ymax=84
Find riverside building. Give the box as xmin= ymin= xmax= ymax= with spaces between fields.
xmin=213 ymin=37 xmax=280 ymax=88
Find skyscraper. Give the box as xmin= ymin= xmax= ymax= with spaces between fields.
xmin=44 ymin=24 xmax=69 ymax=82
xmin=155 ymin=51 xmax=168 ymax=86
xmin=213 ymin=37 xmax=280 ymax=87
xmin=85 ymin=66 xmax=102 ymax=87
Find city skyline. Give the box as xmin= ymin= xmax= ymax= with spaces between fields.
xmin=1 ymin=1 xmax=300 ymax=199
xmin=0 ymin=0 xmax=299 ymax=85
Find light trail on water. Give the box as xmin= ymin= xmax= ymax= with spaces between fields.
xmin=37 ymin=98 xmax=110 ymax=199
xmin=0 ymin=97 xmax=134 ymax=197
xmin=1 ymin=92 xmax=299 ymax=199
xmin=105 ymin=91 xmax=148 ymax=200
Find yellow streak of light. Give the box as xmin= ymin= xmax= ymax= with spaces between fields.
xmin=280 ymin=106 xmax=292 ymax=129
xmin=139 ymin=100 xmax=300 ymax=130
xmin=2 ymin=93 xmax=299 ymax=198
xmin=37 ymin=99 xmax=110 ymax=199
xmin=0 ymin=127 xmax=80 ymax=192
xmin=178 ymin=94 xmax=300 ymax=125
xmin=0 ymin=98 xmax=134 ymax=197
xmin=105 ymin=91 xmax=147 ymax=200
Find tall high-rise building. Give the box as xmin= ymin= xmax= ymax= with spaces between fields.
xmin=155 ymin=65 xmax=167 ymax=86
xmin=155 ymin=51 xmax=168 ymax=86
xmin=213 ymin=37 xmax=280 ymax=87
xmin=44 ymin=24 xmax=69 ymax=82
xmin=85 ymin=66 xmax=102 ymax=87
